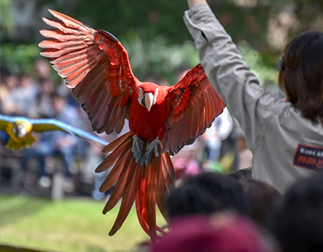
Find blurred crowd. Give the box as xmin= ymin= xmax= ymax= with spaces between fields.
xmin=0 ymin=59 xmax=120 ymax=198
xmin=0 ymin=59 xmax=252 ymax=198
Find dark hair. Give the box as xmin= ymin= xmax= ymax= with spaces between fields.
xmin=238 ymin=179 xmax=281 ymax=226
xmin=166 ymin=183 xmax=221 ymax=220
xmin=278 ymin=30 xmax=323 ymax=123
xmin=229 ymin=168 xmax=252 ymax=180
xmin=166 ymin=171 xmax=250 ymax=220
xmin=268 ymin=174 xmax=323 ymax=252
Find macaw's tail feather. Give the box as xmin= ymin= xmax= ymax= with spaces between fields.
xmin=135 ymin=150 xmax=175 ymax=239
xmin=96 ymin=132 xmax=175 ymax=239
xmin=6 ymin=134 xmax=36 ymax=151
xmin=95 ymin=132 xmax=132 ymax=173
xmin=101 ymin=132 xmax=132 ymax=154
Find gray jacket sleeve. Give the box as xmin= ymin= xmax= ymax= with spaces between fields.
xmin=184 ymin=4 xmax=283 ymax=152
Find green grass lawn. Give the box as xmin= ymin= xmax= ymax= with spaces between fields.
xmin=0 ymin=194 xmax=158 ymax=252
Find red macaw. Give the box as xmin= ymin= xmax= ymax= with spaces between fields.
xmin=39 ymin=10 xmax=226 ymax=238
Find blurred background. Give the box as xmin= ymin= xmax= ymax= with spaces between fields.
xmin=1 ymin=0 xmax=323 ymax=251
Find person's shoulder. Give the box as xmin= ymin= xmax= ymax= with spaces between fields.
xmin=273 ymin=103 xmax=323 ymax=142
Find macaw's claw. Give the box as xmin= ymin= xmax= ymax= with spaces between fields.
xmin=132 ymin=134 xmax=144 ymax=164
xmin=145 ymin=137 xmax=160 ymax=166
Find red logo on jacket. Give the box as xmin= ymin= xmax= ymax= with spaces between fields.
xmin=293 ymin=144 xmax=323 ymax=171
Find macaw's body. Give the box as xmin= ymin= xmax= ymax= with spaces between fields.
xmin=0 ymin=117 xmax=35 ymax=150
xmin=39 ymin=9 xmax=226 ymax=239
xmin=0 ymin=114 xmax=109 ymax=151
xmin=130 ymin=83 xmax=169 ymax=143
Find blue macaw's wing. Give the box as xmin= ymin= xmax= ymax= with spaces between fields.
xmin=0 ymin=119 xmax=9 ymax=131
xmin=31 ymin=118 xmax=109 ymax=146
xmin=0 ymin=114 xmax=26 ymax=128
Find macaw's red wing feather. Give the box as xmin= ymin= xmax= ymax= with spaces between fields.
xmin=97 ymin=133 xmax=174 ymax=237
xmin=162 ymin=64 xmax=226 ymax=155
xmin=39 ymin=9 xmax=138 ymax=134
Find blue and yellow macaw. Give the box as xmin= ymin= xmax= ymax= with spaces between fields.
xmin=0 ymin=114 xmax=109 ymax=151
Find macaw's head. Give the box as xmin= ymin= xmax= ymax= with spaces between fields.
xmin=137 ymin=83 xmax=159 ymax=112
xmin=12 ymin=120 xmax=32 ymax=138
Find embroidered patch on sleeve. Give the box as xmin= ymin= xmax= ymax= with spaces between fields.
xmin=293 ymin=144 xmax=323 ymax=171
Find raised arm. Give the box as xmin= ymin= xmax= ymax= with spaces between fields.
xmin=183 ymin=3 xmax=282 ymax=151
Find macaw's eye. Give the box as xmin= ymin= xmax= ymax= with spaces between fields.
xmin=139 ymin=87 xmax=142 ymax=94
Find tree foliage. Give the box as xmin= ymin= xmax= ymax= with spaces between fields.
xmin=1 ymin=43 xmax=39 ymax=76
xmin=34 ymin=0 xmax=190 ymax=43
xmin=1 ymin=0 xmax=322 ymax=86
xmin=31 ymin=0 xmax=323 ymax=50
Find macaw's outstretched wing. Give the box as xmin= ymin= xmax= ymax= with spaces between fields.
xmin=162 ymin=64 xmax=226 ymax=155
xmin=0 ymin=115 xmax=13 ymax=130
xmin=31 ymin=119 xmax=109 ymax=146
xmin=39 ymin=9 xmax=139 ymax=134
xmin=0 ymin=114 xmax=26 ymax=127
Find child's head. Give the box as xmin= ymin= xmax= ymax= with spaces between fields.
xmin=166 ymin=171 xmax=251 ymax=221
xmin=278 ymin=30 xmax=323 ymax=123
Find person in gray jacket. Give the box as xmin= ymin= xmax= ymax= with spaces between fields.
xmin=184 ymin=0 xmax=323 ymax=194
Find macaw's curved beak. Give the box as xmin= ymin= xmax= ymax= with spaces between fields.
xmin=143 ymin=93 xmax=155 ymax=112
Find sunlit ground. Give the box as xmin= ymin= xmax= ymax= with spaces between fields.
xmin=0 ymin=195 xmax=164 ymax=252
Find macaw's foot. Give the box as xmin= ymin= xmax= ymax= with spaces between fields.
xmin=132 ymin=134 xmax=144 ymax=164
xmin=145 ymin=137 xmax=160 ymax=166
